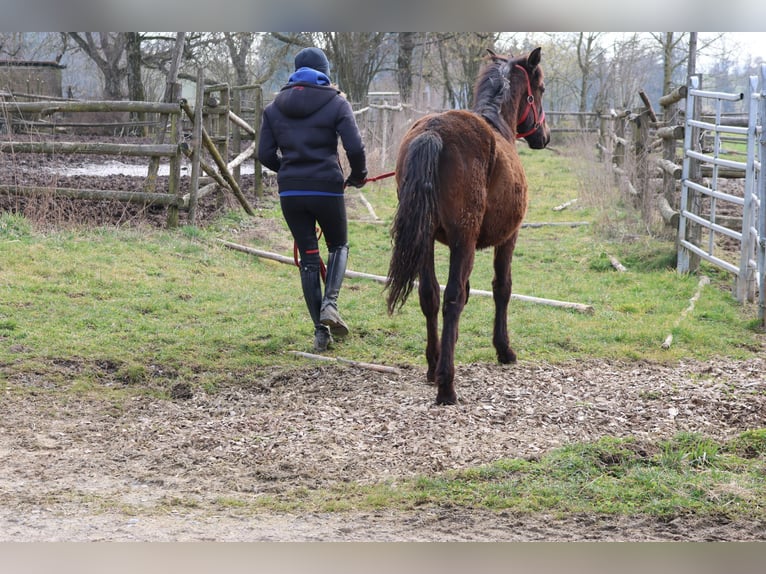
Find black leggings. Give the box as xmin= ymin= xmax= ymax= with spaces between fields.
xmin=280 ymin=194 xmax=347 ymax=268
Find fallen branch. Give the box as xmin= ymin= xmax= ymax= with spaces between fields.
xmin=218 ymin=240 xmax=594 ymax=314
xmin=609 ymin=255 xmax=627 ymax=272
xmin=357 ymin=192 xmax=380 ymax=220
xmin=662 ymin=275 xmax=710 ymax=349
xmin=289 ymin=351 xmax=401 ymax=374
xmin=522 ymin=221 xmax=590 ymax=229
xmin=553 ymin=198 xmax=578 ymax=211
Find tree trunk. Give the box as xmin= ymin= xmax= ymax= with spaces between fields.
xmin=397 ymin=33 xmax=415 ymax=104
xmin=125 ymin=32 xmax=145 ymax=133
xmin=68 ymin=32 xmax=127 ymax=100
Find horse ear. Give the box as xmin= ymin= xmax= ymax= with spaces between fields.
xmin=527 ymin=47 xmax=542 ymax=68
xmin=486 ymin=48 xmax=497 ymax=59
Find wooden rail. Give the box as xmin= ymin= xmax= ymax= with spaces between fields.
xmin=1 ymin=81 xmax=260 ymax=227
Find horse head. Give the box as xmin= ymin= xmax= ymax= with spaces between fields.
xmin=489 ymin=47 xmax=551 ymax=149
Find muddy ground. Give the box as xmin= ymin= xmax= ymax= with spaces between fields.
xmin=1 ymin=358 xmax=765 ymax=542
xmin=1 ymin=135 xmax=765 ymax=541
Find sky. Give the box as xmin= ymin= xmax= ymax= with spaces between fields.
xmin=727 ymin=32 xmax=766 ymax=61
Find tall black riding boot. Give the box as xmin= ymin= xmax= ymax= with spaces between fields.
xmin=320 ymin=245 xmax=349 ymax=338
xmin=300 ymin=264 xmax=333 ymax=352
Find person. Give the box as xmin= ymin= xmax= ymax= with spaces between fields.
xmin=258 ymin=47 xmax=367 ymax=353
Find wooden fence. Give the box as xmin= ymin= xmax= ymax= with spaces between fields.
xmin=0 ymin=76 xmax=259 ymax=227
xmin=0 ymin=81 xmax=632 ymax=230
xmin=596 ymin=82 xmax=754 ymax=234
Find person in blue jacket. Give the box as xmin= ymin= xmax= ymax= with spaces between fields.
xmin=258 ymin=47 xmax=367 ymax=352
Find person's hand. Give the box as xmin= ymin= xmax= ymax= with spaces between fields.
xmin=345 ymin=174 xmax=367 ymax=188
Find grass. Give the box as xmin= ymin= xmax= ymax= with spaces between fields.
xmin=1 ymin=141 xmax=764 ymax=520
xmin=207 ymin=430 xmax=766 ymax=520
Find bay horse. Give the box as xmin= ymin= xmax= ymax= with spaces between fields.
xmin=385 ymin=47 xmax=550 ymax=405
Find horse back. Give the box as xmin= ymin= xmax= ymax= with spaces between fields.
xmin=397 ymin=110 xmax=528 ymax=249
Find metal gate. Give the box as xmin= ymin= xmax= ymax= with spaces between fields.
xmin=677 ymin=65 xmax=766 ymax=324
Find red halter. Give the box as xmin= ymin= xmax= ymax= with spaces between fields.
xmin=514 ymin=64 xmax=545 ymax=139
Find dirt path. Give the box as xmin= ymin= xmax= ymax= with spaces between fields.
xmin=2 ymin=358 xmax=765 ymax=541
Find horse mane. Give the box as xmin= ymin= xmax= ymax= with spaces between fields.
xmin=471 ymin=54 xmax=514 ymax=140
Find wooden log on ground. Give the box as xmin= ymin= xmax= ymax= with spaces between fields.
xmin=218 ymin=240 xmax=595 ymax=314
xmin=522 ymin=221 xmax=590 ymax=228
xmin=553 ymin=198 xmax=578 ymax=211
xmin=662 ymin=275 xmax=709 ymax=349
xmin=357 ymin=191 xmax=380 ymax=220
xmin=194 ymin=182 xmax=218 ymax=201
xmin=289 ymin=351 xmax=401 ymax=374
xmin=609 ymin=255 xmax=627 ymax=272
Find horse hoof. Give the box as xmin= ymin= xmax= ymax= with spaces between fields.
xmin=497 ymin=349 xmax=517 ymax=364
xmin=435 ymin=391 xmax=458 ymax=405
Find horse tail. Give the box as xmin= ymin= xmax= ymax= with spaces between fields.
xmin=386 ymin=130 xmax=442 ymax=314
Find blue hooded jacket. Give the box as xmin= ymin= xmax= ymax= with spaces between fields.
xmin=257 ymin=68 xmax=367 ymax=196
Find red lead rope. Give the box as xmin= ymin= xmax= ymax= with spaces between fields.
xmin=291 ymin=170 xmax=395 ymax=280
xmin=363 ymin=170 xmax=396 ymax=183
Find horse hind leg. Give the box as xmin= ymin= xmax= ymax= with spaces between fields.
xmin=434 ymin=246 xmax=475 ymax=405
xmin=492 ymin=235 xmax=519 ymax=365
xmin=418 ymin=244 xmax=440 ymax=383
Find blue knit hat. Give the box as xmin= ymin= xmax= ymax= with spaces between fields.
xmin=294 ymin=47 xmax=330 ymax=76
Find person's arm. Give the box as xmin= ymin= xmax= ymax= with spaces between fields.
xmin=257 ymin=112 xmax=281 ymax=173
xmin=336 ymin=100 xmax=367 ymax=187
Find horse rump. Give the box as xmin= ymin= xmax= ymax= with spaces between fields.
xmin=385 ymin=129 xmax=443 ymax=314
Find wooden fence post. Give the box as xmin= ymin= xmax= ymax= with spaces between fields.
xmin=188 ymin=67 xmax=205 ymax=224
xmin=164 ymin=82 xmax=183 ymax=228
xmin=253 ymin=85 xmax=263 ymax=199
xmin=231 ymin=87 xmax=242 ymax=186
xmin=631 ymin=109 xmax=650 ymax=218
xmin=613 ymin=112 xmax=626 ymax=171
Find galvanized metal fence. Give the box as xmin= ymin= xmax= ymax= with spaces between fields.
xmin=677 ymin=65 xmax=766 ymax=325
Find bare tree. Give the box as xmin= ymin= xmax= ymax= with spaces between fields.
xmin=574 ymin=33 xmax=605 ymax=126
xmin=125 ymin=32 xmax=145 ymax=102
xmin=319 ymin=33 xmax=391 ymax=104
xmin=651 ymin=32 xmax=689 ymax=97
xmin=0 ymin=33 xmax=24 ymax=58
xmin=434 ymin=33 xmax=499 ymax=109
xmin=223 ymin=33 xmax=255 ymax=87
xmin=269 ymin=32 xmax=392 ymax=104
xmin=67 ymin=32 xmax=129 ymax=99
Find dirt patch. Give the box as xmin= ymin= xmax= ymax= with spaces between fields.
xmin=1 ymin=357 xmax=765 ymax=541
